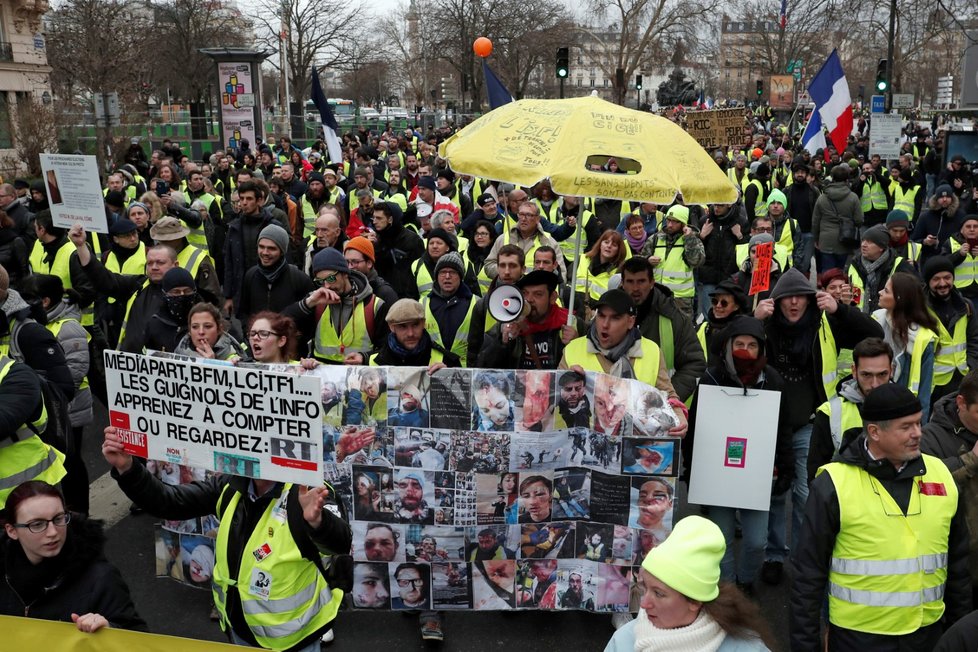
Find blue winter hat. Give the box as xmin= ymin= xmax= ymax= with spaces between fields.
xmin=312 ymin=247 xmax=349 ymax=274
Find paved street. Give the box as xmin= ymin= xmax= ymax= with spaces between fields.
xmin=83 ymin=402 xmax=792 ymax=650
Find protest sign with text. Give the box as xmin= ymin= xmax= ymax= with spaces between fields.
xmin=749 ymin=241 xmax=774 ymax=295
xmin=39 ymin=153 xmax=108 ymax=233
xmin=684 ymin=108 xmax=752 ymax=150
xmin=104 ymin=351 xmax=322 ymax=485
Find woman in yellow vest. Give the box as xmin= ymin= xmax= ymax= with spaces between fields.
xmin=576 ymin=230 xmax=629 ymax=308
xmin=872 ymin=272 xmax=939 ymax=421
xmin=102 ymin=428 xmax=350 ymax=650
xmin=18 ymin=275 xmax=93 ymax=515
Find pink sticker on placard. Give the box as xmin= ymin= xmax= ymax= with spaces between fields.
xmin=724 ymin=437 xmax=747 ymax=468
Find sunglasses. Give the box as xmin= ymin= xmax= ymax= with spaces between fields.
xmin=711 ymin=297 xmax=732 ymax=308
xmin=314 ymin=273 xmax=339 ymax=286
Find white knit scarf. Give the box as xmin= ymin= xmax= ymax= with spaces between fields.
xmin=633 ymin=610 xmax=726 ymax=652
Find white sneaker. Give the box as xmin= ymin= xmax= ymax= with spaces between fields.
xmin=321 ymin=629 xmax=335 ymax=643
xmin=611 ymin=612 xmax=633 ymax=630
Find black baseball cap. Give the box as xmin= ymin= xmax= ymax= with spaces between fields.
xmin=593 ymin=289 xmax=635 ymax=316
xmin=477 ymin=192 xmax=496 ymax=207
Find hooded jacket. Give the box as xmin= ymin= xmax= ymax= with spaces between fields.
xmin=921 ymin=393 xmax=978 ymax=587
xmin=174 ymin=331 xmax=246 ymax=361
xmin=791 ymin=432 xmax=972 ymax=651
xmin=0 ymin=227 xmax=28 ymax=286
xmin=0 ymin=289 xmax=74 ymax=400
xmin=44 ymin=300 xmax=92 ymax=427
xmin=0 ymin=516 xmax=147 ymax=631
xmin=913 ymin=193 xmax=966 ymax=260
xmin=223 ymin=207 xmax=286 ymax=304
xmin=812 ymin=181 xmax=864 ymax=254
xmin=236 ymin=259 xmax=315 ymax=322
xmin=698 ymin=202 xmax=749 ymax=284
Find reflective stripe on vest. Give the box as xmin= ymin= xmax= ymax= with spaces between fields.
xmin=314 ymin=301 xmax=372 ymax=362
xmin=949 ymin=239 xmax=978 ymax=288
xmin=556 ymin=209 xmax=594 ymax=262
xmin=933 ymin=309 xmax=969 ymax=386
xmin=816 ymin=396 xmax=863 ymax=452
xmin=727 ymin=168 xmax=750 ymax=192
xmin=651 ymin=236 xmax=694 ymax=298
xmin=185 ymin=192 xmax=217 ymax=252
xmin=412 ymin=258 xmax=434 ymax=298
xmin=819 ymin=456 xmax=956 ymax=635
xmin=860 ymin=180 xmax=889 ymax=212
xmin=562 ymin=336 xmax=661 ymax=385
xmin=212 ymin=485 xmax=340 ymax=649
xmin=104 ymin=243 xmax=147 ymax=304
xmin=422 ymin=296 xmax=475 ymax=365
xmin=774 ymin=217 xmax=797 ymax=257
xmin=29 ymin=240 xmax=94 ymax=326
xmin=891 ymin=184 xmax=919 ymax=217
xmin=177 ymin=245 xmax=207 ymax=280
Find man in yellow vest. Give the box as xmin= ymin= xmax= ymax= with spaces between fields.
xmin=483 ymin=201 xmax=566 ymax=281
xmin=30 ymin=211 xmax=97 ymax=327
xmin=744 ymin=162 xmax=773 ymax=221
xmin=102 ymin=426 xmax=350 ymax=649
xmin=647 ymin=205 xmax=705 ymax=318
xmin=884 ymin=209 xmax=922 ymax=271
xmin=727 ymin=153 xmax=751 ymax=193
xmin=945 ymin=215 xmax=978 ymax=304
xmin=844 ymin=225 xmax=916 ymax=314
xmin=421 ymin=252 xmax=478 ymax=366
xmin=808 ymin=337 xmax=894 ymax=482
xmin=558 ymin=289 xmax=688 ymax=437
xmin=791 ymin=383 xmax=971 ymax=650
xmin=925 ymin=256 xmax=978 ymax=406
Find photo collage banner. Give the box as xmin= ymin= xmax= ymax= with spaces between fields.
xmin=151 ymin=358 xmax=681 ymax=613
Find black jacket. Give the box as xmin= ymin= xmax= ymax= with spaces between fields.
xmin=113 ymin=462 xmax=351 ymax=650
xmin=698 ymin=203 xmax=749 ymax=284
xmin=0 ymin=229 xmax=28 ymax=286
xmin=0 ymin=517 xmax=146 ymax=631
xmin=0 ymin=357 xmax=43 ymax=440
xmin=790 ymin=433 xmax=972 ymax=651
xmin=635 ymin=285 xmax=706 ymax=402
xmin=373 ymin=209 xmax=424 ymax=299
xmin=223 ymin=210 xmax=286 ymax=304
xmin=81 ymin=257 xmax=166 ymax=354
xmin=236 ymin=263 xmax=316 ymax=322
xmin=0 ymin=290 xmax=75 ymax=400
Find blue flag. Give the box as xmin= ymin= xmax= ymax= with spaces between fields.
xmin=311 ymin=66 xmax=343 ymax=164
xmin=482 ymin=59 xmax=514 ymax=110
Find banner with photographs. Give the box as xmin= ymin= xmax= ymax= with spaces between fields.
xmin=145 ymin=356 xmax=680 ymax=612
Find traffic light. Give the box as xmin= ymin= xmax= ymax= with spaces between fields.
xmin=875 ymin=59 xmax=889 ymax=92
xmin=635 ymin=75 xmax=643 ymax=90
xmin=556 ymin=47 xmax=569 ymax=79
xmin=756 ymin=80 xmax=763 ymax=96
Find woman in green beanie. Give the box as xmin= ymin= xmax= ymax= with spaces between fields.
xmin=604 ymin=516 xmax=775 ymax=652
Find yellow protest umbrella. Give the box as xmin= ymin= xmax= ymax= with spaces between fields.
xmin=439 ymin=95 xmax=739 ymax=205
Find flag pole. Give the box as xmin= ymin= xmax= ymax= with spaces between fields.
xmin=566 ymin=200 xmax=585 ymax=326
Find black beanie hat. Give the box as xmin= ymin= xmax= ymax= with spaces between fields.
xmin=860 ymin=383 xmax=922 ymax=423
xmin=922 ymin=256 xmax=955 ymax=284
xmin=162 ymin=267 xmax=196 ymax=293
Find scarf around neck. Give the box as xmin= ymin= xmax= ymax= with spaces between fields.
xmin=633 ymin=610 xmax=726 ymax=652
xmin=626 ymin=229 xmax=649 ymax=252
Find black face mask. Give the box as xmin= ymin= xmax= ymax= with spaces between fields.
xmin=165 ymin=293 xmax=197 ymax=322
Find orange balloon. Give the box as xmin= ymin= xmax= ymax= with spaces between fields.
xmin=473 ymin=37 xmax=493 ymax=58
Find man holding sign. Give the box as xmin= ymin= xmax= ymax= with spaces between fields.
xmin=102 ymin=426 xmax=351 ymax=651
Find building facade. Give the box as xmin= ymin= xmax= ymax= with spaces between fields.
xmin=0 ymin=0 xmax=52 ymax=164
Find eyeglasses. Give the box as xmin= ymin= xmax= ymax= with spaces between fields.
xmin=711 ymin=297 xmax=731 ymax=308
xmin=248 ymin=330 xmax=280 ymax=340
xmin=14 ymin=512 xmax=71 ymax=533
xmin=314 ymin=273 xmax=339 ymax=286
xmin=345 ymin=257 xmax=366 ymax=266
xmin=396 ymin=577 xmax=425 ymax=588
xmin=517 ymin=212 xmax=537 ymax=218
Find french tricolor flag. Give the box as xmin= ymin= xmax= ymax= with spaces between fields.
xmin=806 ymin=50 xmax=853 ymax=157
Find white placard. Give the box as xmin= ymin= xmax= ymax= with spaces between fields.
xmin=869 ymin=113 xmax=903 ymax=160
xmin=104 ymin=350 xmax=323 ymax=486
xmin=39 ymin=153 xmax=108 ymax=233
xmin=892 ymin=93 xmax=914 ymax=109
xmin=688 ymin=384 xmax=781 ymax=511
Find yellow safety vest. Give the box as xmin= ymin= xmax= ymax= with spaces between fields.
xmin=313 ymin=301 xmax=373 ymax=362
xmin=422 ymin=295 xmax=475 ymax=366
xmin=346 ymin=187 xmax=381 ymax=214
xmin=650 ymin=235 xmax=695 ymax=298
xmin=119 ymin=279 xmax=150 ymax=345
xmin=818 ymin=312 xmax=841 ymax=400
xmin=575 ymin=260 xmax=620 ymax=302
xmin=212 ymin=485 xmax=342 ymax=650
xmin=104 ymin=243 xmax=147 ymax=304
xmin=0 ymin=356 xmax=66 ymax=507
xmin=176 ymin=244 xmax=208 ymax=281
xmin=369 ymin=348 xmax=444 ymax=366
xmin=186 ymin=192 xmax=220 ymax=253
xmin=29 ymin=240 xmax=93 ymax=327
xmin=103 ymin=186 xmax=135 ymax=205
xmin=533 ymin=198 xmax=561 ymax=222
xmin=411 ymin=258 xmax=435 ymax=298
xmin=773 ymin=216 xmax=797 ymax=257
xmin=815 ymin=396 xmax=863 ymax=452
xmin=932 ymin=310 xmax=969 ymax=387
xmin=696 ymin=322 xmax=708 ymax=358
xmin=890 ymin=184 xmax=919 ymax=218
xmin=727 ymin=168 xmax=750 ymax=192
xmin=303 ymin=188 xmax=343 ymax=239
xmin=860 ymin=180 xmax=889 ymax=212
xmin=871 ymin=323 xmax=936 ymax=397
xmin=554 ymin=208 xmax=595 ymax=263
xmin=562 ymin=336 xmax=661 ymax=386
xmin=948 ymin=240 xmax=978 ymax=290
xmin=748 ymin=179 xmax=770 ymax=217
xmin=847 ymin=257 xmax=905 ymax=311
xmin=819 ymin=456 xmax=956 ymax=635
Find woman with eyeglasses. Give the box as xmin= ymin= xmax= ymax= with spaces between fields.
xmin=174 ymin=302 xmax=246 ymax=362
xmin=0 ymin=481 xmax=147 ymax=632
xmin=245 ymin=311 xmax=299 ymax=364
xmin=696 ymin=280 xmax=749 ymax=365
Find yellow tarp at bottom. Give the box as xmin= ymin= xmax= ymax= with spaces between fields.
xmin=0 ymin=615 xmax=241 ymax=651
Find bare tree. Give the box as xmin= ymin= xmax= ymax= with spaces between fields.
xmin=253 ymin=0 xmax=361 ymax=104
xmin=580 ymin=0 xmax=718 ymax=104
xmin=379 ymin=0 xmax=441 ymax=110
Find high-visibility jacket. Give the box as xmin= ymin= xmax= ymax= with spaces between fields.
xmin=846 ymin=256 xmax=906 ymax=311
xmin=817 ymin=312 xmax=841 ymax=400
xmin=815 ymin=396 xmax=863 ymax=452
xmin=868 ymin=318 xmax=936 ymax=397
xmin=890 ymin=184 xmax=920 ymax=219
xmin=932 ymin=308 xmax=970 ymax=387
xmin=119 ymin=279 xmax=150 ymax=345
xmin=773 ymin=215 xmax=798 ymax=257
xmin=303 ymin=188 xmax=344 ymax=238
xmin=212 ymin=485 xmax=342 ymax=650
xmin=575 ymin=260 xmax=622 ymax=302
xmin=103 ymin=186 xmax=135 ymax=205
xmin=422 ymin=295 xmax=475 ymax=366
xmin=948 ymin=240 xmax=978 ymax=290
xmin=29 ymin=240 xmax=93 ymax=327
xmin=735 ymin=242 xmax=791 ymax=270
xmin=860 ymin=180 xmax=889 ymax=213
xmin=411 ymin=258 xmax=435 ymax=298
xmin=104 ymin=243 xmax=147 ymax=304
xmin=551 ymin=207 xmax=595 ymax=263
xmin=727 ymin=168 xmax=750 ymax=192
xmin=748 ymin=179 xmax=771 ymax=217
xmin=176 ymin=244 xmax=208 ymax=282
xmin=185 ymin=192 xmax=220 ymax=253
xmin=819 ymin=456 xmax=956 ymax=635
xmin=533 ymin=198 xmax=561 ymax=222
xmin=0 ymin=356 xmax=66 ymax=506
xmin=346 ymin=187 xmax=382 ymax=215
xmin=649 ymin=235 xmax=695 ymax=298
xmin=313 ymin=300 xmax=374 ymax=362
xmin=562 ymin=336 xmax=661 ymax=386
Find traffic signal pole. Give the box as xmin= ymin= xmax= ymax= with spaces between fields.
xmin=560 ymin=78 xmax=564 ymax=99
xmin=885 ymin=0 xmax=896 ymax=110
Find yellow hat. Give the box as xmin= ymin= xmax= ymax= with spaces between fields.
xmin=642 ymin=515 xmax=725 ymax=602
xmin=665 ymin=205 xmax=690 ymax=225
